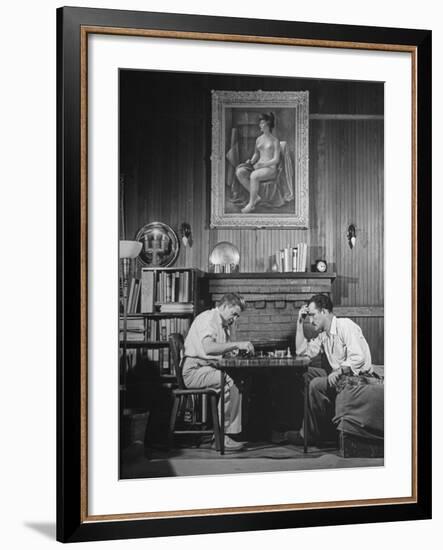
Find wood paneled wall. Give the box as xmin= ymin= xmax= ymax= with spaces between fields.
xmin=120 ymin=71 xmax=384 ymax=363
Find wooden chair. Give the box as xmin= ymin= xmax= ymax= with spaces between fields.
xmin=168 ymin=333 xmax=222 ymax=451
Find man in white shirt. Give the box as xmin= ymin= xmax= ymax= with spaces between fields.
xmin=293 ymin=294 xmax=373 ymax=445
xmin=183 ymin=293 xmax=254 ymax=451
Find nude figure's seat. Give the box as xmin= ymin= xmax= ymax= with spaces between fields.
xmin=235 ymin=141 xmax=294 ymax=208
xmin=259 ymin=141 xmax=294 ymax=207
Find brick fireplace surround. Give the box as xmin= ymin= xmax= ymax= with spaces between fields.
xmin=208 ymin=272 xmax=336 ymax=348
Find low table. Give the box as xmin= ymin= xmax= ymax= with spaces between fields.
xmin=215 ymin=355 xmax=311 ymax=455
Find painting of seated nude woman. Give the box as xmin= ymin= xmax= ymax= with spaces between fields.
xmin=211 ymin=91 xmax=309 ymax=228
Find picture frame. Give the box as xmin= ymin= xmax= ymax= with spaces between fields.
xmin=57 ymin=6 xmax=431 ymax=543
xmin=211 ymin=90 xmax=309 ymax=228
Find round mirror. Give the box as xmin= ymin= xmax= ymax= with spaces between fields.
xmin=135 ymin=222 xmax=180 ymax=267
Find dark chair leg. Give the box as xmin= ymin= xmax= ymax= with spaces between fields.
xmin=210 ymin=394 xmax=221 ymax=452
xmin=194 ymin=395 xmax=201 ymax=448
xmin=168 ymin=395 xmax=181 ymax=450
xmin=142 ymin=409 xmax=152 ymax=458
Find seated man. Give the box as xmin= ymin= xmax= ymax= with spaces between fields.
xmin=182 ymin=293 xmax=254 ymax=451
xmin=292 ymin=294 xmax=373 ymax=445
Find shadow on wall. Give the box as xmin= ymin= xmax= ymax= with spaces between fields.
xmin=24 ymin=523 xmax=56 ymax=540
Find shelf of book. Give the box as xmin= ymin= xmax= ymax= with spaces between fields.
xmin=119 ymin=341 xmax=170 ymax=349
xmin=120 ymin=267 xmax=207 ymax=380
xmin=123 ymin=267 xmax=206 ymax=315
xmin=124 ymin=312 xmax=194 ymax=319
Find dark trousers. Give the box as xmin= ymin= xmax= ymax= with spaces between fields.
xmin=301 ymin=366 xmax=338 ymax=444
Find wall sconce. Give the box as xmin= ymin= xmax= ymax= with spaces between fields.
xmin=347 ymin=224 xmax=357 ymax=249
xmin=180 ymin=222 xmax=193 ymax=247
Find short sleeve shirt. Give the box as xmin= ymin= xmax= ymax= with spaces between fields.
xmin=184 ymin=308 xmax=228 ymax=361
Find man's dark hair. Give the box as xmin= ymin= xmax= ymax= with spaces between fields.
xmin=308 ymin=294 xmax=333 ymax=313
xmin=219 ymin=293 xmax=246 ymax=311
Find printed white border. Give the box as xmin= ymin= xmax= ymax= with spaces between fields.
xmin=88 ymin=34 xmax=412 ymax=515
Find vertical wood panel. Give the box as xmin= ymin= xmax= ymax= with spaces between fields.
xmin=353 ymin=317 xmax=384 ymax=365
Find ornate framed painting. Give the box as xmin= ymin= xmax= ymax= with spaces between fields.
xmin=57 ymin=6 xmax=431 ymax=543
xmin=211 ymin=90 xmax=309 ymax=228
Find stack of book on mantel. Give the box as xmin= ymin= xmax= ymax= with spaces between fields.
xmin=158 ymin=302 xmax=194 ymax=314
xmin=275 ymin=243 xmax=308 ymax=273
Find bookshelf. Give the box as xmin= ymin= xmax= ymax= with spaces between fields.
xmin=120 ymin=267 xmax=207 ymax=378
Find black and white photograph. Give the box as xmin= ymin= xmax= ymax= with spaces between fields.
xmin=1 ymin=0 xmax=437 ymax=546
xmin=118 ymin=68 xmax=385 ymax=479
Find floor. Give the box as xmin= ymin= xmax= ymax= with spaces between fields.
xmin=121 ymin=439 xmax=384 ymax=479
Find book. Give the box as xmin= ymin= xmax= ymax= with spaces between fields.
xmin=133 ymin=280 xmax=141 ymax=312
xmin=283 ymin=246 xmax=292 ymax=272
xmin=159 ymin=303 xmax=193 ymax=312
xmin=296 ymin=242 xmax=305 ymax=271
xmin=174 ymin=272 xmax=180 ymax=301
xmin=182 ymin=271 xmax=188 ymax=302
xmin=171 ymin=272 xmax=176 ymax=302
xmin=129 ymin=280 xmax=137 ymax=312
xmin=127 ymin=277 xmax=135 ymax=312
xmin=165 ymin=272 xmax=172 ymax=302
xmin=141 ymin=269 xmax=155 ymax=313
xmin=292 ymin=248 xmax=298 ymax=271
xmin=301 ymin=243 xmax=307 ymax=272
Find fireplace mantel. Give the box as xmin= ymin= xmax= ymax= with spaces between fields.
xmin=207 ymin=272 xmax=336 ymax=280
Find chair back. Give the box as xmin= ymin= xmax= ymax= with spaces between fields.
xmin=168 ymin=333 xmax=186 ymax=389
xmin=277 ymin=141 xmax=290 ymax=174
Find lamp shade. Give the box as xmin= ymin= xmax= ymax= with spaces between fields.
xmin=119 ymin=240 xmax=142 ymax=259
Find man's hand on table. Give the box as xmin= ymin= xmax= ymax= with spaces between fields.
xmin=237 ymin=341 xmax=255 ymax=355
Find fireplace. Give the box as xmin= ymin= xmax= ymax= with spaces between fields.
xmin=207 ymin=272 xmax=336 ymax=347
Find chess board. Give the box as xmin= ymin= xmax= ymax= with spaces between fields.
xmin=218 ymin=355 xmax=310 ymax=369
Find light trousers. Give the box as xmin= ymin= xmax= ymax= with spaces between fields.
xmin=182 ymin=358 xmax=242 ymax=434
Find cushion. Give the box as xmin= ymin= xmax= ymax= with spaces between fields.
xmin=333 ymin=380 xmax=384 ymax=441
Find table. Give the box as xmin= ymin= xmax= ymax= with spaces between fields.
xmin=215 ymin=355 xmax=311 ymax=455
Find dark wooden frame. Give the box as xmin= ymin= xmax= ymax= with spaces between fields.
xmin=57 ymin=6 xmax=432 ymax=543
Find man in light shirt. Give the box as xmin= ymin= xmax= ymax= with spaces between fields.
xmin=183 ymin=293 xmax=254 ymax=451
xmin=293 ymin=294 xmax=373 ymax=445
